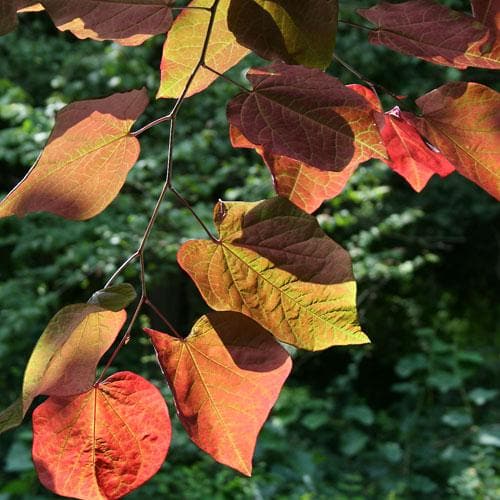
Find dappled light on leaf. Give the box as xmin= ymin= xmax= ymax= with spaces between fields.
xmin=227 ymin=63 xmax=385 ymax=173
xmin=358 ymin=0 xmax=500 ymax=70
xmin=146 ymin=311 xmax=291 ymax=476
xmin=157 ymin=0 xmax=250 ymax=99
xmin=0 ymin=89 xmax=148 ymax=220
xmin=32 ymin=371 xmax=171 ymax=499
xmin=415 ymin=82 xmax=500 ymax=199
xmin=227 ymin=0 xmax=338 ymax=69
xmin=0 ymin=304 xmax=125 ymax=434
xmin=178 ymin=198 xmax=369 ymax=351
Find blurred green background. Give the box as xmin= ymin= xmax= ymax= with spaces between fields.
xmin=0 ymin=1 xmax=499 ymax=498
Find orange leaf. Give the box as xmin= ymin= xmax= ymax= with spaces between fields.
xmin=229 ymin=124 xmax=358 ymax=213
xmin=0 ymin=88 xmax=148 ymax=220
xmin=0 ymin=304 xmax=125 ymax=434
xmin=178 ymin=198 xmax=369 ymax=351
xmin=146 ymin=312 xmax=291 ymax=476
xmin=358 ymin=0 xmax=499 ymax=70
xmin=40 ymin=0 xmax=173 ymax=46
xmin=416 ymin=82 xmax=500 ymax=199
xmin=227 ymin=63 xmax=386 ymax=173
xmin=380 ymin=107 xmax=455 ymax=192
xmin=157 ymin=0 xmax=250 ymax=99
xmin=32 ymin=371 xmax=171 ymax=499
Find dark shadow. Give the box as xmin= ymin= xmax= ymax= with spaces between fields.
xmin=207 ymin=311 xmax=290 ymax=372
xmin=232 ymin=198 xmax=354 ymax=285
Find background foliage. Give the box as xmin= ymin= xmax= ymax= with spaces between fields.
xmin=0 ymin=1 xmax=499 ymax=498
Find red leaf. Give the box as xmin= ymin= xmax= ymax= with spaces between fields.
xmin=227 ymin=63 xmax=386 ymax=173
xmin=471 ymin=0 xmax=499 ymax=30
xmin=0 ymin=89 xmax=148 ymax=220
xmin=358 ymin=0 xmax=499 ymax=70
xmin=229 ymin=124 xmax=358 ymax=213
xmin=32 ymin=371 xmax=171 ymax=499
xmin=146 ymin=312 xmax=291 ymax=476
xmin=379 ymin=107 xmax=455 ymax=192
xmin=40 ymin=0 xmax=173 ymax=46
xmin=415 ymin=82 xmax=500 ymax=199
xmin=346 ymin=84 xmax=383 ymax=112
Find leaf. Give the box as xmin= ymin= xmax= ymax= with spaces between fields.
xmin=88 ymin=283 xmax=137 ymax=311
xmin=415 ymin=82 xmax=500 ymax=199
xmin=146 ymin=311 xmax=291 ymax=476
xmin=0 ymin=304 xmax=125 ymax=434
xmin=358 ymin=0 xmax=500 ymax=70
xmin=0 ymin=1 xmax=17 ymax=36
xmin=227 ymin=0 xmax=338 ymax=69
xmin=157 ymin=0 xmax=250 ymax=99
xmin=229 ymin=124 xmax=358 ymax=213
xmin=227 ymin=63 xmax=386 ymax=173
xmin=379 ymin=106 xmax=455 ymax=192
xmin=0 ymin=88 xmax=149 ymax=220
xmin=177 ymin=198 xmax=369 ymax=351
xmin=39 ymin=0 xmax=174 ymax=46
xmin=32 ymin=371 xmax=171 ymax=499
xmin=471 ymin=0 xmax=499 ymax=30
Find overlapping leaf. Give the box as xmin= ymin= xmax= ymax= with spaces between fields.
xmin=0 ymin=304 xmax=126 ymax=434
xmin=157 ymin=0 xmax=250 ymax=99
xmin=178 ymin=198 xmax=369 ymax=351
xmin=227 ymin=0 xmax=338 ymax=69
xmin=379 ymin=107 xmax=455 ymax=192
xmin=29 ymin=0 xmax=173 ymax=45
xmin=0 ymin=88 xmax=148 ymax=220
xmin=32 ymin=371 xmax=171 ymax=499
xmin=146 ymin=311 xmax=291 ymax=475
xmin=415 ymin=82 xmax=500 ymax=199
xmin=358 ymin=0 xmax=500 ymax=70
xmin=227 ymin=63 xmax=386 ymax=174
xmin=230 ymin=124 xmax=358 ymax=213
xmin=471 ymin=0 xmax=499 ymax=30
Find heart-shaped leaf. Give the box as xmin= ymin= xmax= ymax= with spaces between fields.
xmin=32 ymin=371 xmax=171 ymax=499
xmin=178 ymin=198 xmax=369 ymax=351
xmin=146 ymin=311 xmax=291 ymax=476
xmin=0 ymin=88 xmax=148 ymax=220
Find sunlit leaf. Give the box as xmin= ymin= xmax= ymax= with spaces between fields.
xmin=227 ymin=0 xmax=338 ymax=69
xmin=146 ymin=311 xmax=291 ymax=475
xmin=358 ymin=0 xmax=500 ymax=70
xmin=227 ymin=63 xmax=386 ymax=173
xmin=415 ymin=82 xmax=500 ymax=199
xmin=178 ymin=198 xmax=369 ymax=351
xmin=32 ymin=371 xmax=171 ymax=499
xmin=379 ymin=107 xmax=455 ymax=192
xmin=0 ymin=88 xmax=149 ymax=220
xmin=229 ymin=124 xmax=358 ymax=213
xmin=157 ymin=0 xmax=250 ymax=99
xmin=39 ymin=0 xmax=173 ymax=46
xmin=0 ymin=304 xmax=125 ymax=434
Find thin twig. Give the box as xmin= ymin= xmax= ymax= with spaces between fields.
xmin=338 ymin=19 xmax=372 ymax=32
xmin=145 ymin=299 xmax=183 ymax=339
xmin=333 ymin=53 xmax=404 ymax=102
xmin=171 ymin=186 xmax=220 ymax=243
xmin=202 ymin=63 xmax=251 ymax=93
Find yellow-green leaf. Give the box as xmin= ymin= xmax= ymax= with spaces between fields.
xmin=157 ymin=0 xmax=250 ymax=99
xmin=0 ymin=304 xmax=125 ymax=434
xmin=177 ymin=197 xmax=368 ymax=351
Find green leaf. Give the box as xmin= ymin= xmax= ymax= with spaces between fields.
xmin=88 ymin=283 xmax=137 ymax=311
